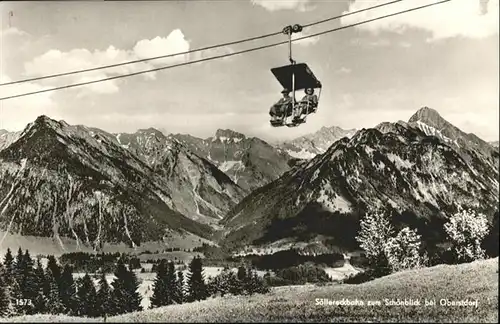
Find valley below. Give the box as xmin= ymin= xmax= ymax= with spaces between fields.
xmin=0 ymin=107 xmax=498 ymax=323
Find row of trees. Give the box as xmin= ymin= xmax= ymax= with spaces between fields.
xmin=0 ymin=248 xmax=142 ymax=318
xmin=207 ymin=265 xmax=269 ymax=297
xmin=59 ymin=252 xmax=142 ymax=273
xmin=149 ymin=256 xmax=270 ymax=308
xmin=355 ymin=207 xmax=497 ymax=278
xmin=0 ymin=250 xmax=270 ymax=318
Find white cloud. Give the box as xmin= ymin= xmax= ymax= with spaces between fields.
xmin=0 ymin=75 xmax=59 ymax=131
xmin=340 ymin=0 xmax=499 ymax=40
xmin=349 ymin=38 xmax=391 ymax=47
xmin=0 ymin=27 xmax=29 ymax=38
xmin=338 ymin=67 xmax=352 ymax=74
xmin=75 ymin=74 xmax=121 ymax=96
xmin=22 ymin=29 xmax=191 ymax=95
xmin=251 ymin=0 xmax=314 ymax=12
xmin=133 ymin=30 xmax=190 ymax=65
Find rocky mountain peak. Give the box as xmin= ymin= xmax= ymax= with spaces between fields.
xmin=279 ymin=125 xmax=357 ymax=159
xmin=214 ymin=129 xmax=246 ymax=141
xmin=29 ymin=115 xmax=61 ymax=131
xmin=408 ymin=106 xmax=447 ymax=127
xmin=406 ymin=107 xmax=497 ymax=167
xmin=137 ymin=127 xmax=166 ymax=139
xmin=375 ymin=120 xmax=410 ymax=134
xmin=221 ymin=117 xmax=499 ymax=254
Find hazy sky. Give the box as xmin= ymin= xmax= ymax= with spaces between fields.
xmin=0 ymin=0 xmax=498 ymax=142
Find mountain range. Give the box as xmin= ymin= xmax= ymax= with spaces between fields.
xmin=220 ymin=108 xmax=499 ymax=254
xmin=0 ymin=116 xmax=221 ymax=250
xmin=277 ymin=126 xmax=357 ymax=159
xmin=167 ymin=129 xmax=291 ymax=192
xmin=0 ymin=107 xmax=498 ymax=255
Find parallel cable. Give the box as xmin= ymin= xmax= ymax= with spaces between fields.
xmin=302 ymin=0 xmax=403 ymax=28
xmin=0 ymin=0 xmax=451 ymax=101
xmin=0 ymin=0 xmax=404 ymax=86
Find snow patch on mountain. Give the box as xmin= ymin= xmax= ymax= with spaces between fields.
xmin=387 ymin=153 xmax=414 ymax=170
xmin=286 ymin=149 xmax=316 ymax=160
xmin=415 ymin=120 xmax=454 ymax=145
xmin=219 ymin=160 xmax=244 ymax=173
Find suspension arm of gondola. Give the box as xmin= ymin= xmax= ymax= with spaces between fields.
xmin=283 ymin=24 xmax=302 ymax=64
xmin=282 ymin=24 xmax=303 ymax=124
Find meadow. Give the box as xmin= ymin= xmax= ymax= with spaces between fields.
xmin=4 ymin=257 xmax=497 ymax=323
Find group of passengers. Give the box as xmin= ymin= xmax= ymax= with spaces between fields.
xmin=269 ymin=88 xmax=318 ymax=123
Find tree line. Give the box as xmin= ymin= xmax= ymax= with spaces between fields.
xmin=0 ymin=248 xmax=142 ymax=318
xmin=0 ymin=250 xmax=270 ymax=319
xmin=58 ymin=252 xmax=142 ymax=274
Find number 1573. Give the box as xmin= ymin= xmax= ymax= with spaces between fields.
xmin=16 ymin=299 xmax=33 ymax=306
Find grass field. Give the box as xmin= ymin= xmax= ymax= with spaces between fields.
xmin=4 ymin=257 xmax=498 ymax=323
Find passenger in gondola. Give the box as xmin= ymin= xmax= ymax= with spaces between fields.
xmin=269 ymin=88 xmax=296 ymax=120
xmin=295 ymin=88 xmax=318 ymax=118
xmin=292 ymin=88 xmax=318 ymax=123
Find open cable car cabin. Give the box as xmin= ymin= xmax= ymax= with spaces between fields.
xmin=269 ymin=24 xmax=323 ymax=128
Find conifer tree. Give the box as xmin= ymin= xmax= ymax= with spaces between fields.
xmin=19 ymin=250 xmax=37 ymax=315
xmin=8 ymin=278 xmax=22 ymax=316
xmin=150 ymin=260 xmax=167 ymax=308
xmin=45 ymin=269 xmax=64 ymax=315
xmin=110 ymin=259 xmax=127 ymax=315
xmin=237 ymin=265 xmax=248 ymax=295
xmin=186 ymin=257 xmax=207 ymax=302
xmin=176 ymin=270 xmax=185 ymax=304
xmin=96 ymin=271 xmax=112 ymax=319
xmin=246 ymin=268 xmax=269 ymax=294
xmin=76 ymin=274 xmax=97 ymax=317
xmin=219 ymin=268 xmax=238 ymax=296
xmin=125 ymin=263 xmax=142 ymax=313
xmin=243 ymin=267 xmax=254 ymax=295
xmin=0 ymin=275 xmax=10 ymax=317
xmin=60 ymin=264 xmax=78 ymax=315
xmin=237 ymin=265 xmax=247 ymax=281
xmin=110 ymin=258 xmax=142 ymax=314
xmin=14 ymin=248 xmax=24 ymax=283
xmin=166 ymin=261 xmax=177 ymax=305
xmin=46 ymin=256 xmax=61 ymax=286
xmin=33 ymin=259 xmax=46 ymax=314
xmin=3 ymin=249 xmax=14 ymax=280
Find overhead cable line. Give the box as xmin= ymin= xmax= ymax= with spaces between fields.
xmin=301 ymin=0 xmax=404 ymax=28
xmin=0 ymin=0 xmax=451 ymax=101
xmin=0 ymin=0 xmax=404 ymax=87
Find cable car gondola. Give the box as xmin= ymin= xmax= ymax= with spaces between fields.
xmin=269 ymin=24 xmax=323 ymax=128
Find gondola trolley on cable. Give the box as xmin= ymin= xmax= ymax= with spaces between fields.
xmin=269 ymin=24 xmax=323 ymax=128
